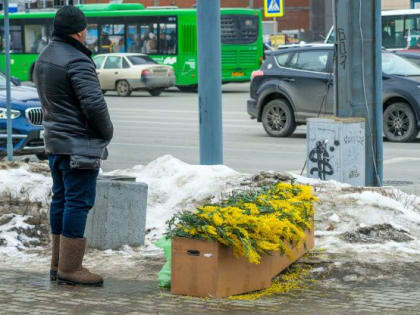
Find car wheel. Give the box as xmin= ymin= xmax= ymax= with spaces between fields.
xmin=177 ymin=85 xmax=198 ymax=93
xmin=36 ymin=152 xmax=48 ymax=161
xmin=149 ymin=88 xmax=163 ymax=97
xmin=383 ymin=102 xmax=419 ymax=142
xmin=262 ymin=99 xmax=296 ymax=137
xmin=116 ymin=80 xmax=132 ymax=97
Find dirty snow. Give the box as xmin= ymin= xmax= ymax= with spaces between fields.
xmin=1 ymin=155 xmax=420 ymax=265
xmin=0 ymin=214 xmax=43 ymax=257
xmin=0 ymin=163 xmax=51 ymax=206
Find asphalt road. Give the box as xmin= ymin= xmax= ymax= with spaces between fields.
xmin=103 ymin=83 xmax=420 ymax=184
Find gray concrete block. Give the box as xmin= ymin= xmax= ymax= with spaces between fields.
xmin=85 ymin=178 xmax=148 ymax=250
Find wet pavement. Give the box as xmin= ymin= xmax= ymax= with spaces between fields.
xmin=1 ymin=260 xmax=420 ymax=314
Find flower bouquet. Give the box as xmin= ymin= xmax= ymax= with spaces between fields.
xmin=167 ymin=182 xmax=317 ymax=298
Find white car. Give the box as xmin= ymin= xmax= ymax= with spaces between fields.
xmin=93 ymin=53 xmax=176 ymax=97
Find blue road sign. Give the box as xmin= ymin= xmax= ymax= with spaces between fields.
xmin=264 ymin=0 xmax=283 ymax=17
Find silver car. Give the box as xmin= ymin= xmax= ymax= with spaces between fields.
xmin=93 ymin=53 xmax=176 ymax=97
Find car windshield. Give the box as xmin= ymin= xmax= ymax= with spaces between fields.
xmin=127 ymin=55 xmax=157 ymax=65
xmin=382 ymin=53 xmax=420 ymax=76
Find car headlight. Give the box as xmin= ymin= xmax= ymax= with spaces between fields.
xmin=0 ymin=108 xmax=21 ymax=120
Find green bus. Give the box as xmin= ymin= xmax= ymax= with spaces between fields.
xmin=0 ymin=3 xmax=263 ymax=91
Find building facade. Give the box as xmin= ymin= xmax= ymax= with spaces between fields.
xmin=382 ymin=0 xmax=410 ymax=10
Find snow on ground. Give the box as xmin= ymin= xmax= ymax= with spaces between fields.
xmin=103 ymin=154 xmax=248 ymax=246
xmin=1 ymin=155 xmax=420 ymax=265
xmin=0 ymin=162 xmax=51 ymax=206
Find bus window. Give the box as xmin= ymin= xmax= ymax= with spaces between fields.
xmin=127 ymin=25 xmax=141 ymax=53
xmin=86 ymin=24 xmax=98 ymax=53
xmin=140 ymin=23 xmax=158 ymax=54
xmin=159 ymin=23 xmax=177 ymax=55
xmin=382 ymin=15 xmax=405 ymax=49
xmin=25 ymin=24 xmax=49 ymax=53
xmin=100 ymin=24 xmax=125 ymax=53
xmin=221 ymin=15 xmax=259 ymax=44
xmin=405 ymin=15 xmax=420 ymax=49
xmin=0 ymin=25 xmax=23 ymax=53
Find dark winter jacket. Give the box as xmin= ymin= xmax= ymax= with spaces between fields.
xmin=33 ymin=35 xmax=113 ymax=159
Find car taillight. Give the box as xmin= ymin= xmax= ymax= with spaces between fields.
xmin=141 ymin=69 xmax=151 ymax=77
xmin=251 ymin=70 xmax=264 ymax=80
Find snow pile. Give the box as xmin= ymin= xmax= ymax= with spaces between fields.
xmin=1 ymin=155 xmax=420 ymax=265
xmin=104 ymin=155 xmax=247 ymax=242
xmin=293 ymin=175 xmax=420 ymax=263
xmin=0 ymin=214 xmax=44 ymax=257
xmin=0 ymin=162 xmax=51 ymax=206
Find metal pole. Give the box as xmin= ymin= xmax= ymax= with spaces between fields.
xmin=4 ymin=0 xmax=13 ymax=162
xmin=334 ymin=0 xmax=382 ymax=186
xmin=196 ymin=0 xmax=223 ymax=165
xmin=374 ymin=0 xmax=383 ymax=185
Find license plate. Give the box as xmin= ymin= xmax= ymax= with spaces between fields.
xmin=40 ymin=130 xmax=44 ymax=139
xmin=232 ymin=72 xmax=244 ymax=77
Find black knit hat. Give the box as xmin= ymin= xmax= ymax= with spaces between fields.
xmin=53 ymin=6 xmax=87 ymax=36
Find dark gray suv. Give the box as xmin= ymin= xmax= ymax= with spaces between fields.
xmin=247 ymin=44 xmax=420 ymax=142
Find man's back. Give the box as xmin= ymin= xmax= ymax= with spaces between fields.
xmin=34 ymin=35 xmax=113 ymax=158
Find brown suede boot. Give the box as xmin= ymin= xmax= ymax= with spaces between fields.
xmin=57 ymin=236 xmax=103 ymax=287
xmin=50 ymin=234 xmax=60 ymax=281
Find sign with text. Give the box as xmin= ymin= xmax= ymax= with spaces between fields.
xmin=264 ymin=0 xmax=284 ymax=18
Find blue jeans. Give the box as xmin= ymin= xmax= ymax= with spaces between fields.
xmin=48 ymin=154 xmax=99 ymax=238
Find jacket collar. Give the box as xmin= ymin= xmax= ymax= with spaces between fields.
xmin=52 ymin=33 xmax=92 ymax=58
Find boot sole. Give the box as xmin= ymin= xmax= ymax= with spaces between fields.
xmin=57 ymin=277 xmax=103 ymax=287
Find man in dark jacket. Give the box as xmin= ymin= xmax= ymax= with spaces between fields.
xmin=34 ymin=6 xmax=113 ymax=287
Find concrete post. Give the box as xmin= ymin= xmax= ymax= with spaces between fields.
xmin=84 ymin=178 xmax=148 ymax=250
xmin=196 ymin=0 xmax=223 ymax=165
xmin=4 ymin=0 xmax=13 ymax=162
xmin=333 ymin=0 xmax=383 ymax=186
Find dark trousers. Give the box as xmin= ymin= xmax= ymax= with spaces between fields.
xmin=48 ymin=154 xmax=99 ymax=238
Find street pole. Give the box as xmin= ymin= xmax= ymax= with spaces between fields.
xmin=4 ymin=0 xmax=13 ymax=162
xmin=333 ymin=0 xmax=383 ymax=186
xmin=196 ymin=0 xmax=223 ymax=165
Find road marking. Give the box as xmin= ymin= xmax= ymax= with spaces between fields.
xmin=383 ymin=157 xmax=420 ymax=165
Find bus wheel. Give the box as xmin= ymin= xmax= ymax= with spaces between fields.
xmin=116 ymin=80 xmax=132 ymax=97
xmin=177 ymin=85 xmax=198 ymax=93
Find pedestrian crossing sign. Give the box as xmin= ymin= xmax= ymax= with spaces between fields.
xmin=264 ymin=0 xmax=284 ymax=17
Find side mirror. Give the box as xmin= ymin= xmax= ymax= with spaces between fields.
xmin=11 ymin=77 xmax=21 ymax=86
xmin=382 ymin=75 xmax=390 ymax=80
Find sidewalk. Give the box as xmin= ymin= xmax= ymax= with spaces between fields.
xmin=1 ymin=258 xmax=420 ymax=314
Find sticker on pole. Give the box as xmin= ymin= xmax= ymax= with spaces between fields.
xmin=264 ymin=0 xmax=284 ymax=17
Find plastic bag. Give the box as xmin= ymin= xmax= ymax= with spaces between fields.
xmin=155 ymin=237 xmax=171 ymax=288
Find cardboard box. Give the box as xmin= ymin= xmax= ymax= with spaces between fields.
xmin=171 ymin=230 xmax=314 ymax=298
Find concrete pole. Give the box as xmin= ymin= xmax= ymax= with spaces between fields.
xmin=249 ymin=0 xmax=254 ymax=8
xmin=4 ymin=0 xmax=13 ymax=162
xmin=333 ymin=0 xmax=383 ymax=186
xmin=196 ymin=0 xmax=223 ymax=165
xmin=154 ymin=0 xmax=159 ymax=6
